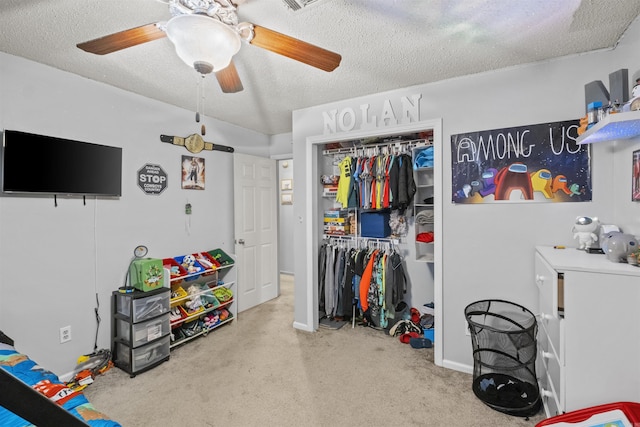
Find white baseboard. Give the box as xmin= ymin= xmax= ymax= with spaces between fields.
xmin=58 ymin=371 xmax=75 ymax=382
xmin=442 ymin=359 xmax=473 ymax=375
xmin=292 ymin=321 xmax=313 ymax=332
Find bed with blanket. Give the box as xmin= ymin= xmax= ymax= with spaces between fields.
xmin=0 ymin=332 xmax=120 ymax=427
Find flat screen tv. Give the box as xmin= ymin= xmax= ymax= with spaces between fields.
xmin=1 ymin=130 xmax=122 ymax=197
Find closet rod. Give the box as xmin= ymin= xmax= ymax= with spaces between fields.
xmin=362 ymin=237 xmax=401 ymax=245
xmin=322 ymin=235 xmax=402 ymax=247
xmin=322 ymin=137 xmax=431 ymax=156
xmin=322 ymin=235 xmax=354 ymax=240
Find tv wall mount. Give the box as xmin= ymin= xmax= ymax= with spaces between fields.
xmin=160 ymin=134 xmax=234 ymax=154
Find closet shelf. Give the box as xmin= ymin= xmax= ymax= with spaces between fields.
xmin=322 ymin=138 xmax=430 ymax=156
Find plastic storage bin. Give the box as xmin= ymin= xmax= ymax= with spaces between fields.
xmin=465 ymin=299 xmax=541 ymax=417
xmin=207 ymin=248 xmax=235 ymax=266
xmin=360 ymin=210 xmax=391 ymax=238
xmin=116 ymin=288 xmax=170 ymax=323
xmin=174 ymin=255 xmax=205 ymax=280
xmin=114 ymin=335 xmax=170 ymax=376
xmin=116 ymin=314 xmax=170 ymax=348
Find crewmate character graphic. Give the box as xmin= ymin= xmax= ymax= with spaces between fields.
xmin=494 ymin=163 xmax=533 ymax=200
xmin=530 ymin=169 xmax=554 ymax=198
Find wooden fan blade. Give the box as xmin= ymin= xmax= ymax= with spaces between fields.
xmin=250 ymin=25 xmax=341 ymax=72
xmin=216 ymin=61 xmax=244 ymax=93
xmin=77 ymin=23 xmax=166 ymax=55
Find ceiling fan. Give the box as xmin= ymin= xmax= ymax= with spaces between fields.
xmin=76 ymin=0 xmax=342 ymax=93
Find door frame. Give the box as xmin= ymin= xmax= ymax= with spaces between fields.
xmin=301 ymin=119 xmax=443 ymax=366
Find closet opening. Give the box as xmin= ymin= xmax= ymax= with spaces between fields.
xmin=304 ymin=121 xmax=442 ymax=366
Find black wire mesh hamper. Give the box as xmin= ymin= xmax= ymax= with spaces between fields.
xmin=464 ymin=299 xmax=541 ymax=417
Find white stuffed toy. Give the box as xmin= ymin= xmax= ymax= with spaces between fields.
xmin=572 ymin=216 xmax=600 ymax=250
xmin=185 ymin=284 xmax=203 ymax=311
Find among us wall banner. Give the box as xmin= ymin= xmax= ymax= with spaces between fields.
xmin=451 ymin=119 xmax=591 ymax=204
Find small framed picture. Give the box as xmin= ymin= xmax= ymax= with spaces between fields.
xmin=633 ymin=149 xmax=640 ymax=201
xmin=182 ymin=155 xmax=205 ymax=190
xmin=281 ymin=193 xmax=293 ymax=205
xmin=281 ymin=179 xmax=293 ymax=191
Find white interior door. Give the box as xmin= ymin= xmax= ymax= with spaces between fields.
xmin=233 ymin=153 xmax=278 ymax=312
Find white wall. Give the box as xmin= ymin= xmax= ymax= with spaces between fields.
xmin=292 ymin=19 xmax=640 ymax=370
xmin=277 ymin=159 xmax=294 ymax=275
xmin=0 ymin=52 xmax=270 ymax=377
xmin=269 ymin=132 xmax=293 ymax=158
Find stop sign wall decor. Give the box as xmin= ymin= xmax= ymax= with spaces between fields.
xmin=137 ymin=164 xmax=167 ymax=195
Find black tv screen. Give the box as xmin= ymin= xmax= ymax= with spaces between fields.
xmin=1 ymin=130 xmax=122 ymax=197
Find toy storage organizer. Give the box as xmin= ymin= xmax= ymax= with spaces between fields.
xmin=464 ymin=299 xmax=541 ymax=417
xmin=164 ymin=248 xmax=236 ymax=350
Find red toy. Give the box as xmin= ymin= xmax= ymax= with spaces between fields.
xmin=536 ymin=402 xmax=640 ymax=426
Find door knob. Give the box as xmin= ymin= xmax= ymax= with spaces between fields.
xmin=237 ymin=239 xmax=245 ymax=245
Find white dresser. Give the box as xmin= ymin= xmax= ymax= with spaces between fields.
xmin=534 ymin=246 xmax=640 ymax=417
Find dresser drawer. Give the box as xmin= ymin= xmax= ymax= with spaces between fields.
xmin=538 ymin=331 xmax=563 ymax=411
xmin=539 ymin=370 xmax=561 ymax=418
xmin=535 ymin=253 xmax=561 ymax=354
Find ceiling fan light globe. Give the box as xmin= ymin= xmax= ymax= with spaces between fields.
xmin=166 ymin=14 xmax=241 ymax=73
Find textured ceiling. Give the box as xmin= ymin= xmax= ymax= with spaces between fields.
xmin=1 ymin=0 xmax=640 ymax=135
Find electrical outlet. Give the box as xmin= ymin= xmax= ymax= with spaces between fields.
xmin=465 ymin=322 xmax=471 ymax=336
xmin=59 ymin=326 xmax=71 ymax=343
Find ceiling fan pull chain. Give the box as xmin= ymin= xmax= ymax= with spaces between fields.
xmin=200 ymin=74 xmax=206 ymax=135
xmin=195 ymin=73 xmax=201 ymax=123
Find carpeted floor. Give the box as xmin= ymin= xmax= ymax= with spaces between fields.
xmin=85 ymin=274 xmax=546 ymax=426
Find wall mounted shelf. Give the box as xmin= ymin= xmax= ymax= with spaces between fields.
xmin=577 ymin=110 xmax=640 ymax=144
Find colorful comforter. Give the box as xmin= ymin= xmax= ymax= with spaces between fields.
xmin=0 ymin=345 xmax=120 ymax=427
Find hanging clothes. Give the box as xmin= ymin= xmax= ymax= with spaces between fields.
xmin=319 ymin=239 xmax=409 ymax=330
xmin=389 ymin=153 xmax=416 ymax=214
xmin=319 ymin=242 xmax=327 ymax=315
xmin=335 ymin=156 xmax=352 ymax=208
xmin=347 ymin=157 xmax=359 ymax=208
xmin=358 ymin=248 xmax=378 ymax=313
xmin=386 ymin=251 xmax=407 ymax=310
xmin=369 ymin=156 xmax=378 ymax=210
xmin=341 ymin=248 xmax=357 ymax=317
xmin=323 ymin=244 xmax=336 ymax=317
xmin=382 ymin=155 xmax=393 ymax=209
xmin=332 ymin=246 xmax=347 ymax=318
